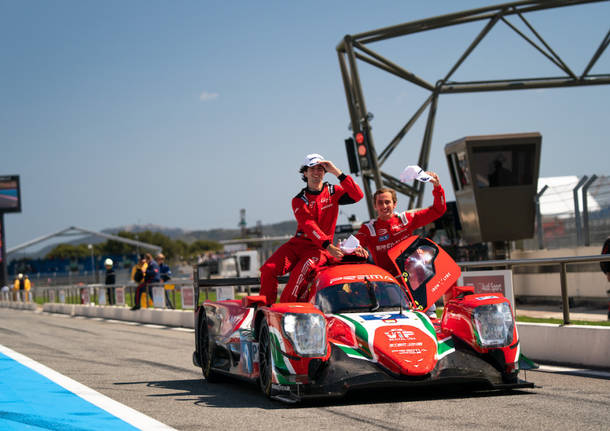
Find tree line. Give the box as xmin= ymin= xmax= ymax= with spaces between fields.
xmin=44 ymin=230 xmax=222 ymax=262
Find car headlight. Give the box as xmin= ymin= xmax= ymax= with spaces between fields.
xmin=282 ymin=313 xmax=327 ymax=356
xmin=473 ymin=302 xmax=514 ymax=348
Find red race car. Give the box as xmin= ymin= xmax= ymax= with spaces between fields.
xmin=193 ymin=236 xmax=533 ymax=402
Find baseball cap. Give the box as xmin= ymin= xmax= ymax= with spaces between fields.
xmin=400 ymin=165 xmax=432 ymax=183
xmin=303 ymin=153 xmax=325 ymax=168
xmin=104 ymin=258 xmax=113 ymax=267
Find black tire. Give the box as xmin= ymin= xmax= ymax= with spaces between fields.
xmin=258 ymin=320 xmax=274 ymax=397
xmin=198 ymin=310 xmax=220 ymax=382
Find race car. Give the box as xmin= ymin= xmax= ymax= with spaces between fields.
xmin=193 ymin=236 xmax=533 ymax=402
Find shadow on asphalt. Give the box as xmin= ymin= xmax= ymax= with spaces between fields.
xmin=114 ymin=377 xmax=536 ymax=409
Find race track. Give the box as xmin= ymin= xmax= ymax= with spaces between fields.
xmin=1 ymin=308 xmax=608 ymax=431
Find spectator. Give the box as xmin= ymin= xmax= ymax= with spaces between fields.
xmin=13 ymin=273 xmax=31 ymax=302
xmin=104 ymin=258 xmax=116 ymax=305
xmin=157 ymin=253 xmax=172 ymax=282
xmin=144 ymin=253 xmax=160 ymax=307
xmin=130 ymin=255 xmax=148 ymax=310
xmin=157 ymin=253 xmax=174 ymax=309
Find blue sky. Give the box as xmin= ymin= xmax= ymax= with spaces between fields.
xmin=2 ymin=0 xmax=609 ymax=250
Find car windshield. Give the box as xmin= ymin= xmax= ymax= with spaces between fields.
xmin=315 ymin=281 xmax=410 ymax=314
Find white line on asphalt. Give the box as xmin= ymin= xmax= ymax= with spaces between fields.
xmin=0 ymin=344 xmax=177 ymax=431
xmin=170 ymin=327 xmax=194 ymax=332
xmin=142 ymin=324 xmax=165 ymax=329
xmin=537 ymin=364 xmax=610 ymax=379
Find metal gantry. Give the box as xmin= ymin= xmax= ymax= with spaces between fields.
xmin=337 ymin=0 xmax=610 ymax=216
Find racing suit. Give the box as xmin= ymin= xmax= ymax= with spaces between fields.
xmin=355 ymin=184 xmax=446 ymax=276
xmin=260 ymin=174 xmax=363 ymax=305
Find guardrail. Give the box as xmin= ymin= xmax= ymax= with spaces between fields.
xmin=7 ymin=254 xmax=610 ymax=324
xmin=457 ymin=254 xmax=610 ymax=324
xmin=31 ymin=279 xmax=194 ymax=309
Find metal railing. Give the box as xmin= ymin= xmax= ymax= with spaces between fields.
xmin=30 ymin=279 xmax=194 ymax=309
xmin=7 ymin=255 xmax=610 ymax=325
xmin=457 ymin=254 xmax=610 ymax=324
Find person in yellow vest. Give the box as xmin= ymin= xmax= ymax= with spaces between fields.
xmin=13 ymin=273 xmax=31 ymax=302
xmin=130 ymin=255 xmax=149 ymax=310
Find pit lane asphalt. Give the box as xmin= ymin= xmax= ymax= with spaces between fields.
xmin=1 ymin=307 xmax=609 ymax=431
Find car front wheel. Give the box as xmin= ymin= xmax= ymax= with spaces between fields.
xmin=198 ymin=309 xmax=220 ymax=382
xmin=258 ymin=320 xmax=274 ymax=397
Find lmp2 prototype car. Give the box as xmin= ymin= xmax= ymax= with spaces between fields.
xmin=193 ymin=236 xmax=533 ymax=402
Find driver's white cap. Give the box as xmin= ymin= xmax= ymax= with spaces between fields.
xmin=303 ymin=153 xmax=325 ymax=167
xmin=400 ymin=165 xmax=432 ymax=183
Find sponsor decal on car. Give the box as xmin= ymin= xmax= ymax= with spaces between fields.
xmin=360 ymin=313 xmax=408 ymax=321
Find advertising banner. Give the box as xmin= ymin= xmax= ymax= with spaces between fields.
xmin=98 ymin=288 xmax=106 ymax=305
xmin=459 ymin=269 xmax=514 ymax=309
xmin=80 ymin=288 xmax=90 ymax=305
xmin=115 ymin=287 xmax=125 ymax=306
xmin=181 ymin=286 xmax=195 ymax=309
xmin=152 ymin=286 xmax=165 ymax=308
xmin=216 ymin=286 xmax=235 ymax=301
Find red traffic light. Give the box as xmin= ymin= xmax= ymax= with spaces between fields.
xmin=355 ymin=132 xmax=365 ymax=144
xmin=357 ymin=144 xmax=367 ymax=156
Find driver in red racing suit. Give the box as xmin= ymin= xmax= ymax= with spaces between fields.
xmin=259 ymin=154 xmax=364 ymax=305
xmin=355 ymin=172 xmax=445 ymax=275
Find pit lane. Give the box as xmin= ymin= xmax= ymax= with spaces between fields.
xmin=1 ymin=308 xmax=608 ymax=431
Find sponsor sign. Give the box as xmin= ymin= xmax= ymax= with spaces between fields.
xmin=115 ymin=287 xmax=125 ymax=306
xmin=216 ymin=286 xmax=235 ymax=301
xmin=181 ymin=286 xmax=195 ymax=309
xmin=459 ymin=269 xmax=514 ymax=308
xmin=152 ymin=286 xmax=165 ymax=308
xmin=98 ymin=288 xmax=106 ymax=305
xmin=80 ymin=288 xmax=90 ymax=305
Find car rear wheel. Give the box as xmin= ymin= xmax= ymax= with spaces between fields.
xmin=258 ymin=320 xmax=273 ymax=397
xmin=198 ymin=310 xmax=220 ymax=382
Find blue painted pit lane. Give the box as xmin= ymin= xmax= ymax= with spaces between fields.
xmin=0 ymin=345 xmax=175 ymax=431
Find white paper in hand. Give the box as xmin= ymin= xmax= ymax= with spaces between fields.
xmin=339 ymin=235 xmax=360 ymax=254
xmin=400 ymin=165 xmax=432 ymax=183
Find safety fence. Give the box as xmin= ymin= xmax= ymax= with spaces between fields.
xmin=5 ymin=255 xmax=610 ymax=325
xmin=5 ymin=279 xmax=195 ymax=310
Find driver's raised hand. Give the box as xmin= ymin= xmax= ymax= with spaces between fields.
xmin=319 ymin=160 xmax=342 ymax=177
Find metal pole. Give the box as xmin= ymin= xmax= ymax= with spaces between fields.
xmin=559 ymin=262 xmax=570 ymax=325
xmin=581 ymin=174 xmax=598 ymax=246
xmin=0 ymin=213 xmax=7 ymax=288
xmin=573 ymin=176 xmax=588 ymax=246
xmin=88 ymin=244 xmax=95 ymax=284
xmin=535 ymin=185 xmax=549 ymax=249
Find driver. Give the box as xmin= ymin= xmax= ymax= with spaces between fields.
xmin=355 ymin=172 xmax=446 ymax=315
xmin=259 ymin=154 xmax=364 ymax=305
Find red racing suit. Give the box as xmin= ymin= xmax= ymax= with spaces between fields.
xmin=356 ymin=185 xmax=446 ymax=276
xmin=260 ymin=174 xmax=364 ymax=305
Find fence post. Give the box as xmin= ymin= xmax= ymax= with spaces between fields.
xmin=559 ymin=262 xmax=570 ymax=325
xmin=535 ymin=185 xmax=549 ymax=249
xmin=581 ymin=175 xmax=597 ymax=246
xmin=573 ymin=176 xmax=588 ymax=245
